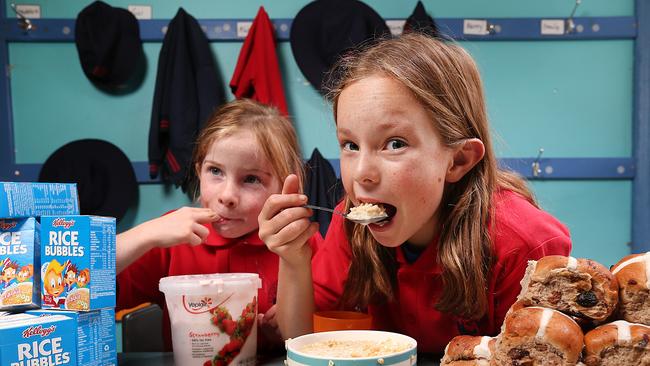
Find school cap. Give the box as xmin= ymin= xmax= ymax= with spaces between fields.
xmin=75 ymin=1 xmax=143 ymax=89
xmin=290 ymin=0 xmax=390 ymax=94
xmin=403 ymin=1 xmax=440 ymax=37
xmin=38 ymin=139 xmax=138 ymax=223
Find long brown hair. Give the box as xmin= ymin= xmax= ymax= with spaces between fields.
xmin=327 ymin=33 xmax=536 ymax=319
xmin=191 ymin=99 xmax=304 ymax=199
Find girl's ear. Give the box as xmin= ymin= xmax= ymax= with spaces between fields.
xmin=446 ymin=138 xmax=485 ymax=183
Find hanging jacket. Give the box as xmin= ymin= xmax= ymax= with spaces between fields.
xmin=304 ymin=148 xmax=343 ymax=236
xmin=149 ymin=8 xmax=225 ymax=190
xmin=230 ymin=6 xmax=288 ymax=115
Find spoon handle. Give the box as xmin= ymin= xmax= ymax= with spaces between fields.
xmin=303 ymin=204 xmax=346 ymax=217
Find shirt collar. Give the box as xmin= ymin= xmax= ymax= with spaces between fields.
xmin=203 ymin=225 xmax=265 ymax=247
xmin=395 ymin=234 xmax=442 ymax=274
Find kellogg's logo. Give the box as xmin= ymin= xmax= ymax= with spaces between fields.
xmin=0 ymin=220 xmax=17 ymax=230
xmin=22 ymin=325 xmax=56 ymax=338
xmin=52 ymin=218 xmax=75 ymax=229
xmin=183 ymin=296 xmax=214 ymax=314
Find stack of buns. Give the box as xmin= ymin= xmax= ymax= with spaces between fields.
xmin=441 ymin=254 xmax=650 ymax=365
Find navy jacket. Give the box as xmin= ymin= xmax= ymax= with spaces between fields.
xmin=304 ymin=148 xmax=343 ymax=236
xmin=148 ymin=8 xmax=225 ymax=190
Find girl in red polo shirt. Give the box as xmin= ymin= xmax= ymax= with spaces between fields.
xmin=116 ymin=99 xmax=321 ymax=351
xmin=259 ymin=33 xmax=572 ymax=354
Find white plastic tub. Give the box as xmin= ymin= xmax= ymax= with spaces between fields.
xmin=286 ymin=330 xmax=417 ymax=366
xmin=159 ymin=273 xmax=261 ymax=366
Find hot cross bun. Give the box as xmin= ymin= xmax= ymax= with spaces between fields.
xmin=611 ymin=252 xmax=650 ymax=325
xmin=441 ymin=335 xmax=495 ymax=366
xmin=493 ymin=306 xmax=584 ymax=365
xmin=583 ymin=320 xmax=650 ymax=365
xmin=518 ymin=256 xmax=618 ymax=322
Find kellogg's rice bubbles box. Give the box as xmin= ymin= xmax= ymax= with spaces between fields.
xmin=40 ymin=215 xmax=115 ymax=311
xmin=27 ymin=309 xmax=116 ymax=366
xmin=0 ymin=313 xmax=77 ymax=366
xmin=0 ymin=182 xmax=79 ymax=218
xmin=0 ymin=217 xmax=40 ymax=311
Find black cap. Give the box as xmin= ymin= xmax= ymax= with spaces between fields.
xmin=290 ymin=0 xmax=390 ymax=94
xmin=38 ymin=139 xmax=138 ymax=223
xmin=75 ymin=1 xmax=144 ymax=89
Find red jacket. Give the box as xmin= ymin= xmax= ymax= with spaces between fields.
xmin=230 ymin=6 xmax=288 ymax=115
xmin=312 ymin=189 xmax=572 ymax=353
xmin=117 ymin=223 xmax=321 ymax=351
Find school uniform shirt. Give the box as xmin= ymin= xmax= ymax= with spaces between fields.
xmin=312 ymin=189 xmax=572 ymax=354
xmin=117 ymin=222 xmax=322 ymax=351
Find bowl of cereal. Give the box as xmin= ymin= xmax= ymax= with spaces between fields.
xmin=286 ymin=330 xmax=417 ymax=366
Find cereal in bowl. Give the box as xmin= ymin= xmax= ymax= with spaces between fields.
xmin=300 ymin=338 xmax=411 ymax=358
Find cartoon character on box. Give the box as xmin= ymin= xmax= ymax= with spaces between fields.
xmin=64 ymin=263 xmax=78 ymax=291
xmin=16 ymin=264 xmax=33 ymax=283
xmin=1 ymin=259 xmax=18 ymax=289
xmin=77 ymin=268 xmax=90 ymax=288
xmin=42 ymin=259 xmax=67 ymax=307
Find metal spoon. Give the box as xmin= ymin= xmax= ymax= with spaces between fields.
xmin=304 ymin=204 xmax=389 ymax=225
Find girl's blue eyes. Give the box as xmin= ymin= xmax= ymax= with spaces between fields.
xmin=208 ymin=167 xmax=261 ymax=184
xmin=340 ymin=139 xmax=407 ymax=151
xmin=244 ymin=175 xmax=262 ymax=184
xmin=342 ymin=141 xmax=359 ymax=151
xmin=386 ymin=139 xmax=406 ymax=150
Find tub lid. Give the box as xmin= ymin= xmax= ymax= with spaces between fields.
xmin=159 ymin=273 xmax=261 ymax=293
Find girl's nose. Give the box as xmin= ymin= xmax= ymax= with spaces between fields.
xmin=218 ymin=180 xmax=239 ymax=207
xmin=353 ymin=151 xmax=380 ymax=185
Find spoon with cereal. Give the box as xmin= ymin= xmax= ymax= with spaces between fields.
xmin=304 ymin=203 xmax=389 ymax=225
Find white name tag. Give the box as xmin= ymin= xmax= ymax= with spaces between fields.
xmin=463 ymin=19 xmax=488 ymax=35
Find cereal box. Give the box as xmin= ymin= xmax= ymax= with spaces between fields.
xmin=0 ymin=218 xmax=40 ymax=311
xmin=28 ymin=309 xmax=117 ymax=366
xmin=0 ymin=314 xmax=38 ymax=323
xmin=0 ymin=182 xmax=79 ymax=218
xmin=40 ymin=216 xmax=115 ymax=311
xmin=0 ymin=313 xmax=77 ymax=366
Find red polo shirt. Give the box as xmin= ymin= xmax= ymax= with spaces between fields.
xmin=117 ymin=222 xmax=321 ymax=351
xmin=312 ymin=189 xmax=571 ymax=354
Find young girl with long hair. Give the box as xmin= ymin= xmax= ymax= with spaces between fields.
xmin=258 ymin=33 xmax=571 ymax=353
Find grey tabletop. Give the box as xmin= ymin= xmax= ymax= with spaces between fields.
xmin=118 ymin=353 xmax=442 ymax=365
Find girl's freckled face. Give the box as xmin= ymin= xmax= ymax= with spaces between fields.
xmin=337 ymin=75 xmax=455 ymax=247
xmin=198 ymin=130 xmax=282 ymax=238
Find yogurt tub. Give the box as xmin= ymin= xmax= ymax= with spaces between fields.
xmin=159 ymin=273 xmax=261 ymax=366
xmin=286 ymin=330 xmax=417 ymax=366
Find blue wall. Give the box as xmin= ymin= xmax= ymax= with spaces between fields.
xmin=4 ymin=0 xmax=635 ymax=266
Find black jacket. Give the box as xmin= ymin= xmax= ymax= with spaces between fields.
xmin=304 ymin=148 xmax=343 ymax=236
xmin=148 ymin=8 xmax=224 ymax=190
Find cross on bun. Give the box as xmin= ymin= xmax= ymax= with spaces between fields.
xmin=441 ymin=335 xmax=495 ymax=366
xmin=583 ymin=320 xmax=650 ymax=365
xmin=493 ymin=307 xmax=584 ymax=365
xmin=518 ymin=256 xmax=618 ymax=322
xmin=611 ymin=252 xmax=650 ymax=325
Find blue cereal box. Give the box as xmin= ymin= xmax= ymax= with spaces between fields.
xmin=40 ymin=216 xmax=115 ymax=311
xmin=0 ymin=218 xmax=40 ymax=311
xmin=27 ymin=309 xmax=117 ymax=366
xmin=0 ymin=313 xmax=77 ymax=366
xmin=0 ymin=182 xmax=79 ymax=218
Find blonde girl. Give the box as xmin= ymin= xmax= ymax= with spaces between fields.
xmin=117 ymin=99 xmax=321 ymax=352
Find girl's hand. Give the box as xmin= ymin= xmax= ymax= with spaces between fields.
xmin=117 ymin=207 xmax=217 ymax=273
xmin=135 ymin=207 xmax=218 ymax=249
xmin=258 ymin=174 xmax=318 ymax=267
xmin=258 ymin=305 xmax=283 ymax=347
